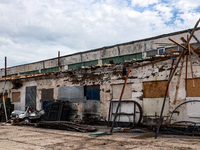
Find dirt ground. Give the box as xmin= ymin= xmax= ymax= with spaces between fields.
xmin=0 ymin=123 xmax=200 ymax=150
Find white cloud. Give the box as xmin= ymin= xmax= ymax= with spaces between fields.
xmin=0 ymin=0 xmax=200 ymax=68
xmin=154 ymin=3 xmax=173 ymax=22
xmin=131 ymin=0 xmax=158 ymax=7
xmin=173 ymin=0 xmax=200 ymax=12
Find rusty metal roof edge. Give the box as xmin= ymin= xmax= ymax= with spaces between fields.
xmin=0 ymin=56 xmax=174 ymax=82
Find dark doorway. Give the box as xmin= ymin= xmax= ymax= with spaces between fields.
xmin=25 ymin=86 xmax=37 ymax=110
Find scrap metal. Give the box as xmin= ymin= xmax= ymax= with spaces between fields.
xmin=16 ymin=121 xmax=97 ymax=133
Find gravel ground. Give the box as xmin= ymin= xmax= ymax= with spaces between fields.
xmin=0 ymin=124 xmax=200 ymax=150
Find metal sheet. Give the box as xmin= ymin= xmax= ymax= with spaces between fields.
xmin=58 ymin=86 xmax=86 ymax=102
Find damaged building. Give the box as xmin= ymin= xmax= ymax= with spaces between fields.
xmin=1 ymin=27 xmax=200 ymax=127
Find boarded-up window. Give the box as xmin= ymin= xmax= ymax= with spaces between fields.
xmin=186 ymin=78 xmax=200 ymax=97
xmin=41 ymin=89 xmax=54 ymax=101
xmin=143 ymin=81 xmax=168 ymax=98
xmin=112 ymin=84 xmax=132 ymax=99
xmin=12 ymin=92 xmax=21 ymax=102
xmin=85 ymin=85 xmax=100 ymax=100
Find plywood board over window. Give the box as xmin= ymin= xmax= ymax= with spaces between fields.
xmin=12 ymin=92 xmax=21 ymax=102
xmin=143 ymin=81 xmax=168 ymax=98
xmin=186 ymin=78 xmax=200 ymax=97
xmin=41 ymin=89 xmax=54 ymax=101
xmin=112 ymin=84 xmax=132 ymax=99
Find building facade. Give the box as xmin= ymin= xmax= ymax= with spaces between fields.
xmin=1 ymin=28 xmax=200 ymax=125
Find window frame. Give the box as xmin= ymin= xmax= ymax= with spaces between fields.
xmin=157 ymin=48 xmax=165 ymax=55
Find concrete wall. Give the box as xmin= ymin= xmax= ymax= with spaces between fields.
xmin=1 ymin=55 xmax=200 ymax=125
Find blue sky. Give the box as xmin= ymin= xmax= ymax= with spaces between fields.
xmin=0 ymin=0 xmax=200 ymax=68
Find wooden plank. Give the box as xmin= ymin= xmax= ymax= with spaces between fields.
xmin=168 ymin=50 xmax=182 ymax=53
xmin=187 ymin=18 xmax=200 ymax=43
xmin=169 ymin=38 xmax=187 ymax=50
xmin=173 ymin=56 xmax=185 ymax=104
xmin=187 ymin=35 xmax=195 ymax=87
xmin=186 ymin=78 xmax=200 ymax=97
xmin=180 ymin=36 xmax=200 ymax=64
xmin=185 ymin=55 xmax=188 ymax=90
xmin=143 ymin=81 xmax=168 ymax=98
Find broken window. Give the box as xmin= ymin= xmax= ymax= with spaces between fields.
xmin=84 ymin=85 xmax=100 ymax=100
xmin=112 ymin=84 xmax=132 ymax=99
xmin=12 ymin=92 xmax=21 ymax=102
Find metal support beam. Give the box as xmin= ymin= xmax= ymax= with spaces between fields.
xmin=188 ymin=29 xmax=200 ymax=44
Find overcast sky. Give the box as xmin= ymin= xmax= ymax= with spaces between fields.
xmin=0 ymin=0 xmax=200 ymax=68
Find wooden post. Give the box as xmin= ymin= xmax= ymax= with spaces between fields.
xmin=187 ymin=35 xmax=195 ymax=87
xmin=185 ymin=55 xmax=188 ymax=91
xmin=174 ymin=55 xmax=185 ymax=104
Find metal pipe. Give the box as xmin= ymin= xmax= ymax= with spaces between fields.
xmin=185 ymin=55 xmax=188 ymax=91
xmin=58 ymin=51 xmax=61 ymax=68
xmin=110 ymin=64 xmax=132 ymax=134
xmin=155 ymin=84 xmax=169 ymax=139
xmin=155 ymin=58 xmax=177 ymax=139
xmin=169 ymin=100 xmax=200 ymax=126
xmin=5 ymin=57 xmax=7 ymax=77
xmin=2 ymin=80 xmax=8 ymax=122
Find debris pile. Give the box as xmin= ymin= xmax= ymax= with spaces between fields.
xmin=17 ymin=121 xmax=97 ymax=133
xmin=37 ymin=121 xmax=97 ymax=132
